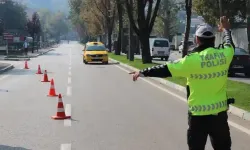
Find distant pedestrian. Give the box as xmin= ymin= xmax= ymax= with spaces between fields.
xmin=23 ymin=39 xmax=29 ymax=56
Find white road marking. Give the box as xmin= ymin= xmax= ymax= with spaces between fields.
xmin=68 ymin=77 xmax=71 ymax=84
xmin=64 ymin=104 xmax=72 ymax=127
xmin=0 ymin=75 xmax=9 ymax=81
xmin=115 ymin=65 xmax=250 ymax=136
xmin=68 ymin=71 xmax=71 ymax=76
xmin=69 ymin=66 xmax=71 ymax=70
xmin=60 ymin=143 xmax=71 ymax=150
xmin=67 ymin=86 xmax=72 ymax=96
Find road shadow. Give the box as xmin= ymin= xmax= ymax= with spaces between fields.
xmin=86 ymin=62 xmax=119 ymax=65
xmin=70 ymin=118 xmax=79 ymax=122
xmin=0 ymin=145 xmax=31 ymax=150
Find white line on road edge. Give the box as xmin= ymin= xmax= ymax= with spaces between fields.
xmin=68 ymin=71 xmax=72 ymax=76
xmin=60 ymin=143 xmax=71 ymax=150
xmin=68 ymin=77 xmax=71 ymax=84
xmin=114 ymin=65 xmax=250 ymax=136
xmin=0 ymin=75 xmax=9 ymax=81
xmin=64 ymin=104 xmax=72 ymax=127
xmin=67 ymin=86 xmax=72 ymax=96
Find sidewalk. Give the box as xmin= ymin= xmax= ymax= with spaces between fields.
xmin=2 ymin=48 xmax=54 ymax=61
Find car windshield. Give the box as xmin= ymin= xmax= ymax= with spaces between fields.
xmin=235 ymin=48 xmax=248 ymax=55
xmin=86 ymin=45 xmax=106 ymax=51
xmin=154 ymin=40 xmax=169 ymax=47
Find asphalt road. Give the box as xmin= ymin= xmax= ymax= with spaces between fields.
xmin=0 ymin=42 xmax=249 ymax=149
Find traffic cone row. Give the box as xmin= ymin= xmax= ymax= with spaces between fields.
xmin=23 ymin=61 xmax=71 ymax=120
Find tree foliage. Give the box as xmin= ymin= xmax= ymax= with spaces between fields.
xmin=155 ymin=0 xmax=181 ymax=39
xmin=26 ymin=12 xmax=41 ymax=37
xmin=126 ymin=0 xmax=161 ymax=63
xmin=193 ymin=0 xmax=246 ymax=27
xmin=38 ymin=9 xmax=70 ymax=41
xmin=26 ymin=12 xmax=41 ymax=52
xmin=0 ymin=0 xmax=27 ymax=31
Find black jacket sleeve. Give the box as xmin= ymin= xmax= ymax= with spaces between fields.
xmin=140 ymin=64 xmax=173 ymax=78
xmin=223 ymin=29 xmax=235 ymax=50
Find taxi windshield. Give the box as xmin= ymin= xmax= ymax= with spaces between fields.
xmin=86 ymin=45 xmax=106 ymax=51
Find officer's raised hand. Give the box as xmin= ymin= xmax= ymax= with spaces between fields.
xmin=218 ymin=16 xmax=230 ymax=32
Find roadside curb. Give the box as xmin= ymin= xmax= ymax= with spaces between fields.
xmin=2 ymin=49 xmax=54 ymax=61
xmin=0 ymin=64 xmax=14 ymax=74
xmin=109 ymin=58 xmax=250 ymax=121
xmin=29 ymin=49 xmax=54 ymax=58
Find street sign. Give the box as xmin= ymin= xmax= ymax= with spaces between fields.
xmin=3 ymin=32 xmax=14 ymax=40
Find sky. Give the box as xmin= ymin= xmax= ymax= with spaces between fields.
xmin=17 ymin=0 xmax=69 ymax=13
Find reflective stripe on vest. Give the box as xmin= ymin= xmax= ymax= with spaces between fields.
xmin=189 ymin=100 xmax=227 ymax=113
xmin=190 ymin=70 xmax=228 ymax=79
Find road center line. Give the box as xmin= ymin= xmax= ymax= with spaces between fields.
xmin=68 ymin=71 xmax=72 ymax=76
xmin=68 ymin=77 xmax=71 ymax=84
xmin=69 ymin=66 xmax=71 ymax=70
xmin=64 ymin=104 xmax=72 ymax=127
xmin=67 ymin=86 xmax=72 ymax=96
xmin=114 ymin=64 xmax=250 ymax=136
xmin=60 ymin=143 xmax=71 ymax=150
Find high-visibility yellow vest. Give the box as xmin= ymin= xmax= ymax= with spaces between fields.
xmin=167 ymin=44 xmax=234 ymax=115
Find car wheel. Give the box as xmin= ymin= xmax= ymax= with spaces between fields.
xmin=83 ymin=60 xmax=88 ymax=64
xmin=164 ymin=56 xmax=169 ymax=61
xmin=103 ymin=61 xmax=108 ymax=64
xmin=161 ymin=58 xmax=164 ymax=61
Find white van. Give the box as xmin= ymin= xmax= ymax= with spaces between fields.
xmin=149 ymin=38 xmax=170 ymax=61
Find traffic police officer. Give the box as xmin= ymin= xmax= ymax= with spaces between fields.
xmin=130 ymin=16 xmax=235 ymax=150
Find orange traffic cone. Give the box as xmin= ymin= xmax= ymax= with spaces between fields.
xmin=36 ymin=65 xmax=43 ymax=74
xmin=41 ymin=70 xmax=50 ymax=82
xmin=24 ymin=61 xmax=29 ymax=69
xmin=51 ymin=94 xmax=71 ymax=120
xmin=47 ymin=79 xmax=58 ymax=97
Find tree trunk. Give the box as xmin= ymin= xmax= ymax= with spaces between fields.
xmin=108 ymin=29 xmax=112 ymax=52
xmin=163 ymin=18 xmax=170 ymax=39
xmin=182 ymin=0 xmax=192 ymax=58
xmin=115 ymin=0 xmax=123 ymax=55
xmin=139 ymin=32 xmax=152 ymax=64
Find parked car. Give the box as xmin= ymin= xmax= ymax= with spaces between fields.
xmin=178 ymin=41 xmax=195 ymax=53
xmin=149 ymin=38 xmax=170 ymax=61
xmin=229 ymin=47 xmax=250 ymax=77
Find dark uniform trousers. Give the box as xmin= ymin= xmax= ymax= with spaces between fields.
xmin=187 ymin=111 xmax=231 ymax=150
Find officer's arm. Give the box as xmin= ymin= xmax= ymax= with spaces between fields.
xmin=139 ymin=64 xmax=173 ymax=78
xmin=223 ymin=29 xmax=235 ymax=50
xmin=139 ymin=56 xmax=192 ymax=78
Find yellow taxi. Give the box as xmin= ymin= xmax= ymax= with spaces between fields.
xmin=83 ymin=42 xmax=109 ymax=64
